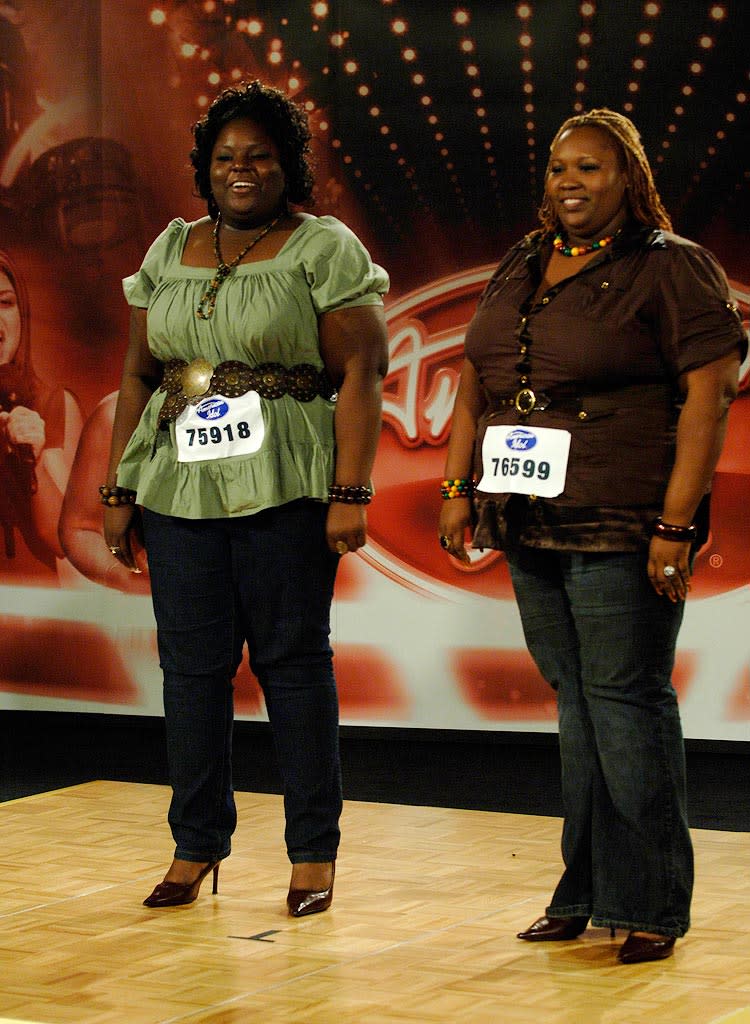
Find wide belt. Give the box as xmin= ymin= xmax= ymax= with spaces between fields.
xmin=158 ymin=358 xmax=336 ymax=427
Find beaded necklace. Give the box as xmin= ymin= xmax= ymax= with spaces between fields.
xmin=196 ymin=213 xmax=283 ymax=319
xmin=552 ymin=231 xmax=614 ymax=257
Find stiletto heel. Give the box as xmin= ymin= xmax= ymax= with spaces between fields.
xmin=287 ymin=862 xmax=335 ymax=918
xmin=143 ymin=860 xmax=221 ymax=908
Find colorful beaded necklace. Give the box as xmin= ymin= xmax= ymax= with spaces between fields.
xmin=196 ymin=212 xmax=283 ymax=319
xmin=552 ymin=232 xmax=614 ymax=257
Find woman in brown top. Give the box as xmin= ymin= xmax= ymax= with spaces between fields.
xmin=439 ymin=109 xmax=746 ymax=964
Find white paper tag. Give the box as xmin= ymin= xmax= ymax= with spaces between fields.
xmin=175 ymin=391 xmax=265 ymax=463
xmin=478 ymin=424 xmax=571 ymax=497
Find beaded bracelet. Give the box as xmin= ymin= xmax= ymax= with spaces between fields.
xmin=441 ymin=478 xmax=473 ymax=499
xmin=328 ymin=484 xmax=373 ymax=505
xmin=99 ymin=484 xmax=138 ymax=507
xmin=651 ymin=516 xmax=697 ymax=542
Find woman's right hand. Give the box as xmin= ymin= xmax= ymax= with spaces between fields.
xmin=438 ymin=496 xmax=472 ymax=565
xmin=1 ymin=405 xmax=46 ymax=461
xmin=103 ymin=505 xmax=143 ymax=573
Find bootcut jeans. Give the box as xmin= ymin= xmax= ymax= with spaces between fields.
xmin=505 ymin=545 xmax=693 ymax=937
xmin=142 ymin=500 xmax=342 ymax=866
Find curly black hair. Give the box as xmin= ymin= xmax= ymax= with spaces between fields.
xmin=190 ymin=80 xmax=314 ymax=219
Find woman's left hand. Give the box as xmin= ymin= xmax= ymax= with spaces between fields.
xmin=326 ymin=501 xmax=367 ymax=556
xmin=649 ymin=351 xmax=741 ymax=603
xmin=318 ymin=303 xmax=388 ymax=559
xmin=648 ymin=536 xmax=692 ymax=602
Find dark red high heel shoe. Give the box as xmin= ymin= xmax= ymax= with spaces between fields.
xmin=517 ymin=914 xmax=589 ymax=941
xmin=287 ymin=862 xmax=335 ymax=918
xmin=143 ymin=861 xmax=220 ymax=908
xmin=617 ymin=931 xmax=676 ymax=964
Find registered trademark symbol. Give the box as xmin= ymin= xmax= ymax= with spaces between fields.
xmin=709 ymin=553 xmax=723 ymax=568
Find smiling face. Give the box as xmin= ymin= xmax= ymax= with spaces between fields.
xmin=0 ymin=270 xmax=21 ymax=366
xmin=545 ymin=125 xmax=629 ymax=245
xmin=209 ymin=117 xmax=287 ymax=229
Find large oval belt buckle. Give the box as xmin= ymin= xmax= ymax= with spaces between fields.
xmin=514 ymin=387 xmax=536 ymax=415
xmin=181 ymin=357 xmax=214 ymax=398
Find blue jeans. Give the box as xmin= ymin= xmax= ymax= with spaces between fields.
xmin=505 ymin=545 xmax=693 ymax=937
xmin=142 ymin=501 xmax=342 ymax=865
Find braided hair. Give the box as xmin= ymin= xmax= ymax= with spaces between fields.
xmin=538 ymin=108 xmax=672 ymax=234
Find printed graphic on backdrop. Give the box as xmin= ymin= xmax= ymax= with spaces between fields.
xmin=0 ymin=1 xmax=748 ymax=739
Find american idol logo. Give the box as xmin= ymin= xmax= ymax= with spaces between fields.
xmin=366 ymin=264 xmax=511 ymax=600
xmin=505 ymin=428 xmax=537 ymax=452
xmin=196 ymin=397 xmax=228 ymax=421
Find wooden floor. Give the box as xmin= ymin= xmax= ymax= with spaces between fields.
xmin=0 ymin=783 xmax=749 ymax=1024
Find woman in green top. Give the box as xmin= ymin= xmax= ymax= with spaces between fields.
xmin=103 ymin=81 xmax=389 ymax=916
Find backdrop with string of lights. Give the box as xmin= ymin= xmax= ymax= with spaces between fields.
xmin=0 ymin=0 xmax=747 ymax=738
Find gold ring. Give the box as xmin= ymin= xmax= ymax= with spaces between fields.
xmin=439 ymin=535 xmax=452 ymax=550
xmin=335 ymin=540 xmax=349 ymax=555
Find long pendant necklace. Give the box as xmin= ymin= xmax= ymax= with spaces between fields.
xmin=552 ymin=231 xmax=615 ymax=257
xmin=196 ymin=213 xmax=283 ymax=319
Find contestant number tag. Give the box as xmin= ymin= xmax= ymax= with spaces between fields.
xmin=478 ymin=425 xmax=571 ymax=497
xmin=175 ymin=391 xmax=265 ymax=463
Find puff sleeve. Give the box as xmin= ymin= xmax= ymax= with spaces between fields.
xmin=122 ymin=219 xmax=188 ymax=308
xmin=302 ymin=216 xmax=389 ymax=315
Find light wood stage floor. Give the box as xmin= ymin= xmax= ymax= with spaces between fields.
xmin=0 ymin=782 xmax=749 ymax=1024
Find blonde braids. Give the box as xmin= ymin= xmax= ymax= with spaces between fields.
xmin=538 ymin=108 xmax=672 ymax=234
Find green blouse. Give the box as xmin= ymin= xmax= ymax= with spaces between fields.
xmin=117 ymin=215 xmax=389 ymax=519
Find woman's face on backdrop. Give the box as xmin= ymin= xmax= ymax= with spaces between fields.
xmin=209 ymin=117 xmax=287 ymax=229
xmin=546 ymin=125 xmax=629 ymax=244
xmin=0 ymin=270 xmax=21 ymax=366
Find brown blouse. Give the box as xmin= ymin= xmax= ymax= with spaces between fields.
xmin=465 ymin=224 xmax=747 ymax=552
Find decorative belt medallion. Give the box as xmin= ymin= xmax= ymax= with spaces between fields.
xmin=181 ymin=357 xmax=214 ymax=398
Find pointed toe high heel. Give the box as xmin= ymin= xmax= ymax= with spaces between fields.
xmin=617 ymin=931 xmax=676 ymax=964
xmin=287 ymin=862 xmax=335 ymax=918
xmin=143 ymin=861 xmax=220 ymax=908
xmin=517 ymin=914 xmax=589 ymax=941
